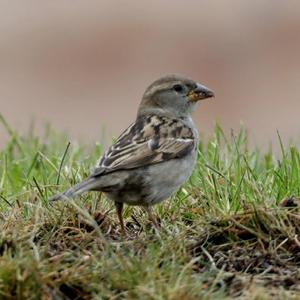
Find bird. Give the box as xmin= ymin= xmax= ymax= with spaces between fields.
xmin=49 ymin=74 xmax=214 ymax=234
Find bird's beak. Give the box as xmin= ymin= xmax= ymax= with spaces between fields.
xmin=188 ymin=83 xmax=215 ymax=102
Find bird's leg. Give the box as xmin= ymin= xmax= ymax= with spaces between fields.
xmin=144 ymin=205 xmax=159 ymax=228
xmin=115 ymin=202 xmax=125 ymax=235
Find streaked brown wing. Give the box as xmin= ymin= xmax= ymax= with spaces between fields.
xmin=91 ymin=115 xmax=195 ymax=177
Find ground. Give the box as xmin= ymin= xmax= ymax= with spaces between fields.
xmin=0 ymin=117 xmax=300 ymax=299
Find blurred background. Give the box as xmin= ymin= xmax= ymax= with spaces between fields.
xmin=1 ymin=1 xmax=300 ymax=149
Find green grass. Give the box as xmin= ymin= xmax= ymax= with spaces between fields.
xmin=0 ymin=116 xmax=300 ymax=299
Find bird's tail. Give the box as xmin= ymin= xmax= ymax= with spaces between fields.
xmin=49 ymin=177 xmax=99 ymax=202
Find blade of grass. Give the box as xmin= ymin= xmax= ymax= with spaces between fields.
xmin=32 ymin=176 xmax=45 ymax=201
xmin=0 ymin=113 xmax=24 ymax=154
xmin=56 ymin=142 xmax=71 ymax=185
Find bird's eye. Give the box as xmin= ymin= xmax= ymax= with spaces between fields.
xmin=173 ymin=84 xmax=184 ymax=92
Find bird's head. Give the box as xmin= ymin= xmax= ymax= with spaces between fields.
xmin=138 ymin=74 xmax=214 ymax=118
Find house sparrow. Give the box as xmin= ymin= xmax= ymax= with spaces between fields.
xmin=49 ymin=74 xmax=214 ymax=234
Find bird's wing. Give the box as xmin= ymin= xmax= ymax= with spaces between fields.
xmin=91 ymin=115 xmax=196 ymax=177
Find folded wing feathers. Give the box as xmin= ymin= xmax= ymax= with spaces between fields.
xmin=91 ymin=115 xmax=195 ymax=176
